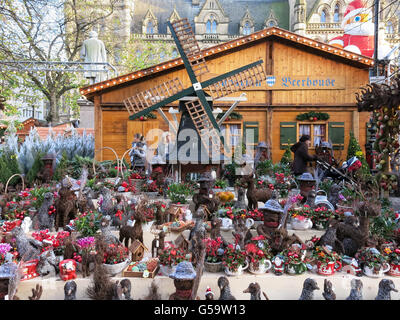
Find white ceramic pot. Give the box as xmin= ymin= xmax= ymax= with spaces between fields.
xmin=220 ymin=218 xmax=233 ymax=231
xmin=248 ymin=259 xmax=272 ymax=274
xmin=291 ymin=217 xmax=313 ymax=230
xmin=224 ymin=261 xmax=249 ymax=276
xmin=388 ymin=263 xmax=400 ymax=277
xmin=363 ymin=263 xmax=390 ymax=278
xmin=103 ymin=259 xmax=130 ymax=276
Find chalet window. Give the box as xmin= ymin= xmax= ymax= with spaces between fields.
xmin=243 ymin=122 xmax=259 ymax=157
xmin=299 ymin=123 xmax=326 ymax=147
xmin=333 ymin=4 xmax=340 ymax=22
xmin=221 ymin=123 xmax=242 ymax=154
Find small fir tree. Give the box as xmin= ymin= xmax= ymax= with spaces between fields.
xmin=347 ymin=131 xmax=370 ymax=176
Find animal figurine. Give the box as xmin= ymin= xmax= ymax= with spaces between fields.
xmin=11 ymin=226 xmax=43 ymax=261
xmin=151 ymin=231 xmax=167 ymax=258
xmin=64 ymin=280 xmax=77 ymax=300
xmin=142 ymin=280 xmax=161 ymax=300
xmin=205 ymin=286 xmax=214 ymax=300
xmin=100 ymin=216 xmax=119 ymax=244
xmin=327 ymin=183 xmax=342 ymax=209
xmin=80 ymin=248 xmax=96 ymax=278
xmin=233 ymin=187 xmax=247 ymax=210
xmin=318 ymin=219 xmax=344 ymax=254
xmin=112 ymin=195 xmax=129 ymax=229
xmin=305 ymin=190 xmax=317 ymax=208
xmin=99 ymin=187 xmax=115 ymax=217
xmin=269 ymin=228 xmax=304 ymax=256
xmin=35 ymin=192 xmax=56 ymax=231
xmin=299 ymin=278 xmax=319 ymax=300
xmin=346 ymin=279 xmax=363 ymax=300
xmin=28 ymin=284 xmax=43 ymax=300
xmin=37 ymin=250 xmax=58 ymax=277
xmin=218 ymin=276 xmax=236 ymax=300
xmin=210 ymin=216 xmax=227 ymax=246
xmin=55 ymin=179 xmax=77 ymax=230
xmin=119 ymin=279 xmax=133 ymax=300
xmin=190 ymin=207 xmax=207 ymax=267
xmin=240 ymin=174 xmax=274 ymax=210
xmin=21 ymin=217 xmax=32 ymax=234
xmin=375 ymin=279 xmax=398 ymax=300
xmin=119 ymin=203 xmax=146 ymax=247
xmin=232 ymin=218 xmax=252 ymax=250
xmin=322 ymin=279 xmax=336 ymax=300
xmin=154 ymin=201 xmax=166 ymax=226
xmin=243 ymin=282 xmax=269 ymax=300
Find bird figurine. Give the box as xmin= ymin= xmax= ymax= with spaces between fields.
xmin=346 ymin=278 xmax=363 ymax=300
xmin=375 ymin=279 xmax=398 ymax=300
xmin=205 ymin=286 xmax=214 ymax=300
xmin=243 ymin=282 xmax=269 ymax=300
xmin=299 ymin=278 xmax=319 ymax=300
xmin=64 ymin=280 xmax=77 ymax=300
xmin=218 ymin=276 xmax=236 ymax=300
xmin=322 ymin=279 xmax=336 ymax=300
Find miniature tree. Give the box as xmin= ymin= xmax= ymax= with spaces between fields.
xmin=280 ymin=143 xmax=292 ymax=165
xmin=347 ymin=131 xmax=370 ymax=176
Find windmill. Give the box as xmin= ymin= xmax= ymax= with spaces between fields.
xmin=123 ymin=18 xmax=266 ymax=161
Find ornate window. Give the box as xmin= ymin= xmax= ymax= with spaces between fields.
xmin=387 ymin=21 xmax=394 ymax=34
xmin=142 ymin=8 xmax=158 ymax=34
xmin=333 ymin=4 xmax=340 ymax=22
xmin=146 ymin=21 xmax=154 ymax=34
xmin=206 ymin=15 xmax=218 ymax=33
xmin=321 ymin=9 xmax=327 ymax=23
xmin=243 ymin=22 xmax=252 ymax=35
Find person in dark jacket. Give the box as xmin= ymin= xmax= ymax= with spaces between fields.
xmin=290 ymin=135 xmax=317 ymax=176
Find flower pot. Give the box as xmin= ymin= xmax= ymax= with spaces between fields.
xmin=159 ymin=264 xmax=177 ymax=277
xmin=286 ymin=262 xmax=307 ymax=275
xmin=204 ymin=261 xmax=223 ymax=273
xmin=248 ymin=259 xmax=272 ymax=274
xmin=103 ymin=259 xmax=130 ymax=277
xmin=224 ymin=261 xmax=248 ymax=276
xmin=363 ymin=263 xmax=390 ymax=278
xmin=388 ymin=263 xmax=400 ymax=277
xmin=291 ymin=217 xmax=313 ymax=230
xmin=220 ymin=218 xmax=233 ymax=231
xmin=317 ymin=261 xmax=342 ymax=276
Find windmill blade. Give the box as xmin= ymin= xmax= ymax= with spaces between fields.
xmin=170 ymin=18 xmax=209 ymax=78
xmin=123 ymin=78 xmax=184 ymax=117
xmin=208 ymin=63 xmax=266 ymax=99
xmin=185 ymin=98 xmax=226 ymax=158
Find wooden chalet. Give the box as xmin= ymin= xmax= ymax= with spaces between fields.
xmin=80 ymin=26 xmax=373 ymax=164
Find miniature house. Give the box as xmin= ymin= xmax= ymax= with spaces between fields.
xmin=174 ymin=234 xmax=190 ymax=252
xmin=129 ymin=240 xmax=148 ymax=262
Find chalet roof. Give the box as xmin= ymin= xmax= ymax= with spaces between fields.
xmin=129 ymin=240 xmax=148 ymax=252
xmin=80 ymin=26 xmax=374 ymax=99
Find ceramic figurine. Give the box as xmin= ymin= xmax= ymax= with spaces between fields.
xmin=59 ymin=259 xmax=77 ymax=281
xmin=205 ymin=286 xmax=214 ymax=300
xmin=272 ymin=255 xmax=285 ymax=275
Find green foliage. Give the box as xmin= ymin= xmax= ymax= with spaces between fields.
xmin=256 ymin=159 xmax=273 ymax=176
xmin=74 ymin=211 xmax=102 ymax=237
xmin=0 ymin=152 xmax=21 ymax=186
xmin=53 ymin=151 xmax=69 ymax=181
xmin=68 ymin=155 xmax=94 ymax=179
xmin=166 ymin=183 xmax=195 ymax=204
xmin=280 ymin=144 xmax=292 ymax=165
xmin=108 ymin=168 xmax=118 ymax=178
xmin=214 ymin=179 xmax=228 ymax=189
xmin=318 ymin=179 xmax=334 ymax=194
xmin=29 ymin=187 xmax=51 ymax=209
xmin=26 ymin=152 xmax=44 ymax=185
xmin=347 ymin=131 xmax=370 ymax=176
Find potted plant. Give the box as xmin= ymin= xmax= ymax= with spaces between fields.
xmin=310 ymin=206 xmax=335 ymax=230
xmin=0 ymin=243 xmax=12 ymax=266
xmin=311 ymin=246 xmax=342 ymax=276
xmin=381 ymin=245 xmax=400 ymax=277
xmin=222 ymin=244 xmax=248 ymax=276
xmin=356 ymin=247 xmax=390 ymax=278
xmin=203 ymin=237 xmax=224 ymax=273
xmin=103 ymin=243 xmax=130 ymax=276
xmin=213 ymin=179 xmax=228 ymax=192
xmin=280 ymin=244 xmax=308 ymax=275
xmin=73 ymin=236 xmax=96 ymax=273
xmin=223 ymin=162 xmax=239 ymax=187
xmin=166 ymin=183 xmax=194 ymax=212
xmin=72 ymin=210 xmax=102 ymax=237
xmin=141 ymin=180 xmax=159 ymax=197
xmin=289 ymin=206 xmax=313 ymax=230
xmin=158 ymin=245 xmax=191 ymax=276
xmin=245 ymin=235 xmax=272 ymax=274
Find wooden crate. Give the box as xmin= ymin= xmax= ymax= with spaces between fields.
xmin=122 ymin=264 xmax=159 ymax=278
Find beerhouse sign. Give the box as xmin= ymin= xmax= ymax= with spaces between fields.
xmin=218 ymin=75 xmax=345 ymax=90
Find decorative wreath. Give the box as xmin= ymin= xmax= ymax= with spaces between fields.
xmin=296 ymin=112 xmax=330 ymax=121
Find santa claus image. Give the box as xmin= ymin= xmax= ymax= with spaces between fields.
xmin=329 ymin=0 xmax=391 ymax=58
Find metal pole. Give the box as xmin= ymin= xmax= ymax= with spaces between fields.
xmin=374 ymin=0 xmax=380 ymax=76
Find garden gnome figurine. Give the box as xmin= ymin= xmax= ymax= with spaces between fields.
xmin=205 ymin=286 xmax=214 ymax=300
xmin=80 ymin=30 xmax=107 ymax=83
xmin=272 ymin=255 xmax=285 ymax=275
xmin=256 ymin=199 xmax=284 ymax=239
xmin=297 ymin=172 xmax=316 ymax=202
xmin=169 ymin=261 xmax=197 ymax=300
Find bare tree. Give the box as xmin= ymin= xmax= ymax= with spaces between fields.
xmin=0 ymin=0 xmax=117 ymax=123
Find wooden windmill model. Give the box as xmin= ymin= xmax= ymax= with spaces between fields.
xmin=123 ymin=18 xmax=267 ymax=162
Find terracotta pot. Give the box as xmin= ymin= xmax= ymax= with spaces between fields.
xmin=103 ymin=259 xmax=130 ymax=276
xmin=204 ymin=261 xmax=223 ymax=273
xmin=317 ymin=261 xmax=342 ymax=276
xmin=248 ymin=259 xmax=272 ymax=274
xmin=388 ymin=263 xmax=400 ymax=277
xmin=224 ymin=261 xmax=248 ymax=276
xmin=363 ymin=263 xmax=390 ymax=278
xmin=286 ymin=262 xmax=307 ymax=275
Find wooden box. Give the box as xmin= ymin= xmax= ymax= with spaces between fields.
xmin=122 ymin=265 xmax=159 ymax=278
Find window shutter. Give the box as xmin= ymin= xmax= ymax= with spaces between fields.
xmin=328 ymin=122 xmax=345 ymax=150
xmin=243 ymin=122 xmax=259 ymax=146
xmin=280 ymin=122 xmax=296 ymax=149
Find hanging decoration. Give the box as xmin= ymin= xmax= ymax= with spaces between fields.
xmin=216 ymin=111 xmax=243 ymax=121
xmin=296 ymin=112 xmax=330 ymax=121
xmin=139 ymin=112 xmax=157 ymax=121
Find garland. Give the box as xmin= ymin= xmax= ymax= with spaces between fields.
xmin=296 ymin=112 xmax=330 ymax=121
xmin=139 ymin=112 xmax=157 ymax=121
xmin=216 ymin=111 xmax=243 ymax=121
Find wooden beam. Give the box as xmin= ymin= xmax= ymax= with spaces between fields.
xmin=94 ymin=95 xmax=103 ymax=162
xmin=352 ymin=110 xmax=360 ymax=140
